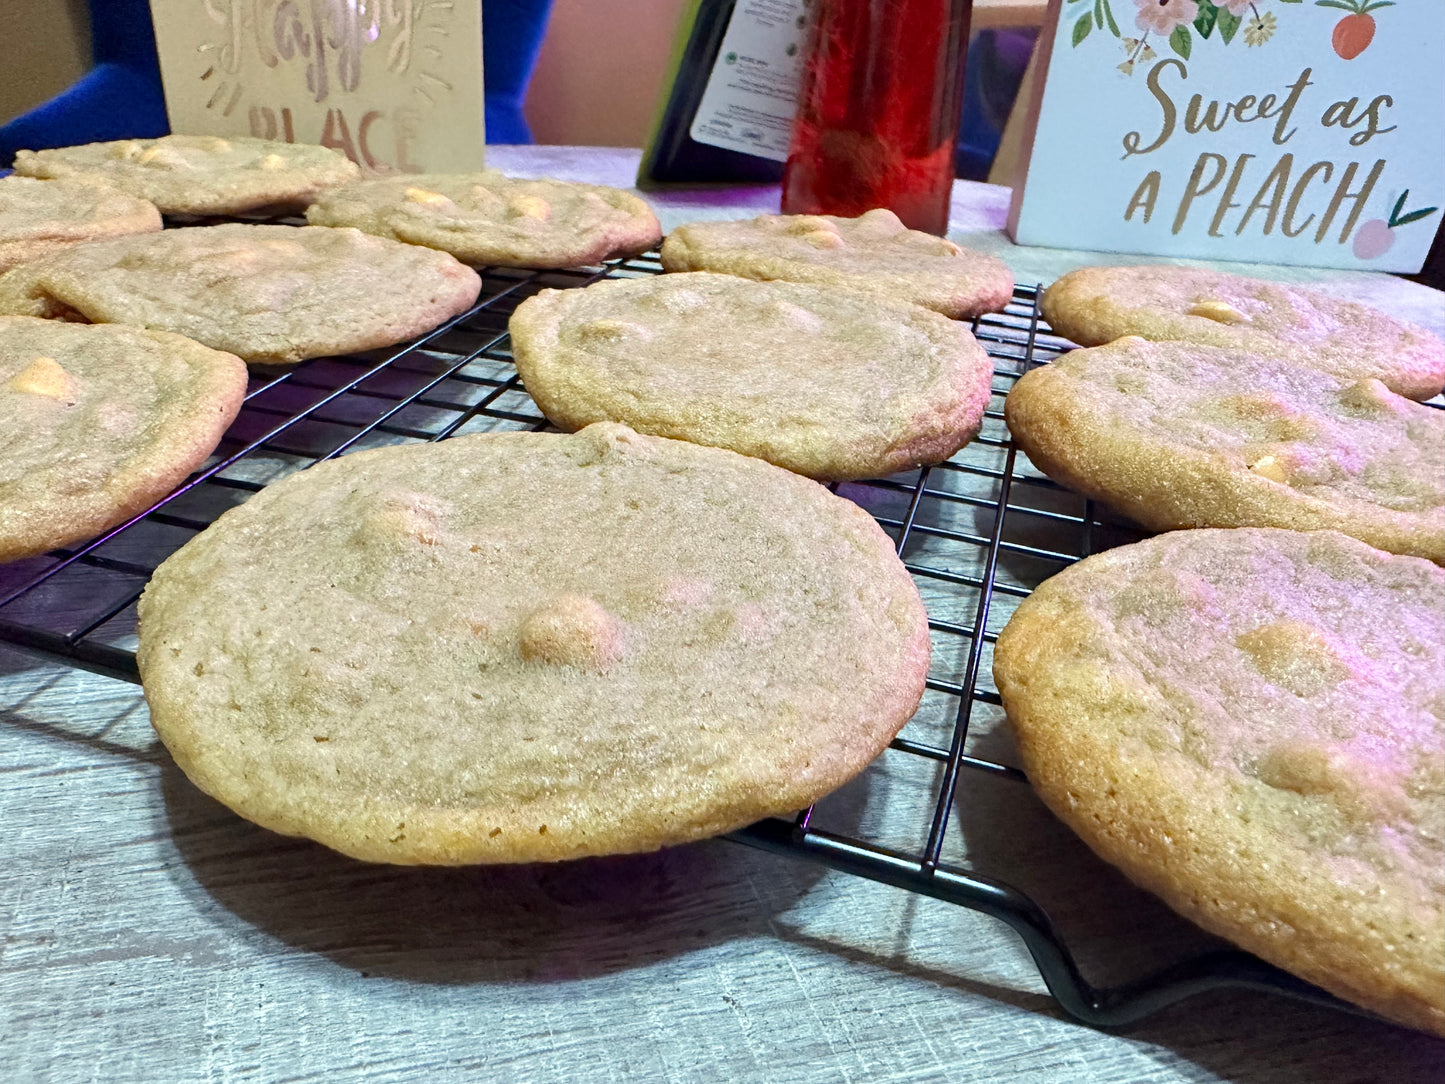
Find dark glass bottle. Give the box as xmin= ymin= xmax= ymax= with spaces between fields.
xmin=638 ymin=0 xmax=787 ymax=187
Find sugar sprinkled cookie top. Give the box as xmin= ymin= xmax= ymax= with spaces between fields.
xmin=13 ymin=135 xmax=360 ymax=216
xmin=0 ymin=175 xmax=161 ymax=274
xmin=306 ymin=170 xmax=662 ymax=268
xmin=0 ymin=315 xmax=247 ymax=562
xmin=994 ymin=527 xmax=1445 ymax=1036
xmin=509 ymin=272 xmax=995 ymax=480
xmin=0 ymin=223 xmax=481 ymax=365
xmin=659 ymin=209 xmax=1015 ymax=319
xmin=1005 ymin=336 xmax=1445 ymax=563
xmin=137 ymin=423 xmax=931 ymax=865
xmin=1040 ymin=265 xmax=1445 ymax=401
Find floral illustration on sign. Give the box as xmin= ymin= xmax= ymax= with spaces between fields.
xmin=1069 ymin=0 xmax=1311 ymax=74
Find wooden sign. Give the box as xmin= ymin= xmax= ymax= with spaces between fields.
xmin=1008 ymin=0 xmax=1442 ymax=271
xmin=148 ymin=1 xmax=485 ymax=173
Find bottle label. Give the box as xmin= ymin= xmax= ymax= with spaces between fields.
xmin=688 ymin=0 xmax=806 ymax=162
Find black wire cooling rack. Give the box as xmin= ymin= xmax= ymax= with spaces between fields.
xmin=0 ymin=252 xmax=1368 ymax=1029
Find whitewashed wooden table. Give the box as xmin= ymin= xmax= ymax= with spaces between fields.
xmin=3 ymin=147 xmax=1443 ymax=1083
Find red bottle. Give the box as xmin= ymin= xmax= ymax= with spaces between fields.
xmin=781 ymin=0 xmax=972 ymax=235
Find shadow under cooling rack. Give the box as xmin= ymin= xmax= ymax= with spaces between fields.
xmin=0 ymin=257 xmax=1363 ymax=1030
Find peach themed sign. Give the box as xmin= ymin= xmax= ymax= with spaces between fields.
xmin=148 ymin=1 xmax=485 ymax=173
xmin=1008 ymin=0 xmax=1441 ymax=271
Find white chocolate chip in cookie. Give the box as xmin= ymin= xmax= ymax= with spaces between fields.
xmin=405 ymin=187 xmax=454 ymax=208
xmin=1255 ymin=739 xmax=1410 ymax=825
xmin=1247 ymin=454 xmax=1289 ymax=483
xmin=783 ymin=215 xmax=837 ymax=236
xmin=205 ymin=137 xmax=233 ymax=153
xmin=1219 ymin=393 xmax=1322 ymax=441
xmin=187 ymin=247 xmax=262 ymax=272
xmin=137 ymin=146 xmax=188 ymax=170
xmin=900 ymin=231 xmax=962 ymax=256
xmin=857 ymin=207 xmax=905 ymax=231
xmin=1188 ymin=299 xmax=1249 ymax=325
xmin=108 ymin=140 xmax=144 ymax=161
xmin=7 ymin=356 xmax=80 ymax=403
xmin=803 ymin=229 xmax=845 ymax=250
xmin=1236 ymin=619 xmax=1352 ymax=696
xmin=506 ymin=194 xmax=551 ymax=221
xmin=1339 ymin=378 xmax=1405 ymax=416
xmin=467 ymin=184 xmax=507 ymax=207
xmin=255 ymin=153 xmax=289 ymax=171
xmin=760 ymin=299 xmax=826 ymax=333
xmin=518 ymin=593 xmax=625 ymax=670
xmin=354 ymin=491 xmax=452 ymax=549
xmin=259 ymin=239 xmax=308 ymax=258
xmin=576 ymin=318 xmax=653 ymax=345
xmin=648 ymin=288 xmax=705 ymax=315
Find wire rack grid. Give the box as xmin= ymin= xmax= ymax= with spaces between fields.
xmin=0 ymin=251 xmax=1364 ymax=1029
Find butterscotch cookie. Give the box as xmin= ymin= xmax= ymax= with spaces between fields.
xmin=137 ymin=423 xmax=931 ymax=865
xmin=0 ymin=223 xmax=481 ymax=365
xmin=659 ymin=209 xmax=1015 ymax=319
xmin=1041 ymin=265 xmax=1445 ymax=401
xmin=509 ymin=272 xmax=994 ymax=480
xmin=993 ymin=528 xmax=1445 ymax=1036
xmin=1 ymin=315 xmax=247 ymax=562
xmin=0 ymin=175 xmax=161 ymax=274
xmin=1005 ymin=337 xmax=1445 ymax=563
xmin=13 ymin=135 xmax=360 ymax=216
xmin=306 ymin=170 xmax=662 ymax=268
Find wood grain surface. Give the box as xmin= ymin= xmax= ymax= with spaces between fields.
xmin=6 ymin=645 xmax=1443 ymax=1081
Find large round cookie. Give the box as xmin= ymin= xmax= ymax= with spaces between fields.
xmin=659 ymin=209 xmax=1015 ymax=319
xmin=306 ymin=171 xmax=662 ymax=268
xmin=137 ymin=423 xmax=931 ymax=865
xmin=1 ymin=315 xmax=247 ymax=562
xmin=993 ymin=528 xmax=1445 ymax=1036
xmin=0 ymin=175 xmax=161 ymax=274
xmin=0 ymin=224 xmax=481 ymax=365
xmin=13 ymin=135 xmax=360 ymax=216
xmin=1005 ymin=337 xmax=1445 ymax=563
xmin=1040 ymin=265 xmax=1445 ymax=401
xmin=509 ymin=272 xmax=995 ymax=480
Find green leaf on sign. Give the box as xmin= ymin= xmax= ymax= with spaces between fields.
xmin=1390 ymin=191 xmax=1409 ymax=224
xmin=1170 ymin=24 xmax=1192 ymax=59
xmin=1394 ymin=207 xmax=1439 ymax=227
xmin=1195 ymin=0 xmax=1218 ymax=38
xmin=1385 ymin=189 xmax=1438 ymax=228
xmin=1103 ymin=1 xmax=1120 ymax=36
xmin=1217 ymin=8 xmax=1241 ymax=43
xmin=1073 ymin=12 xmax=1093 ymax=46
